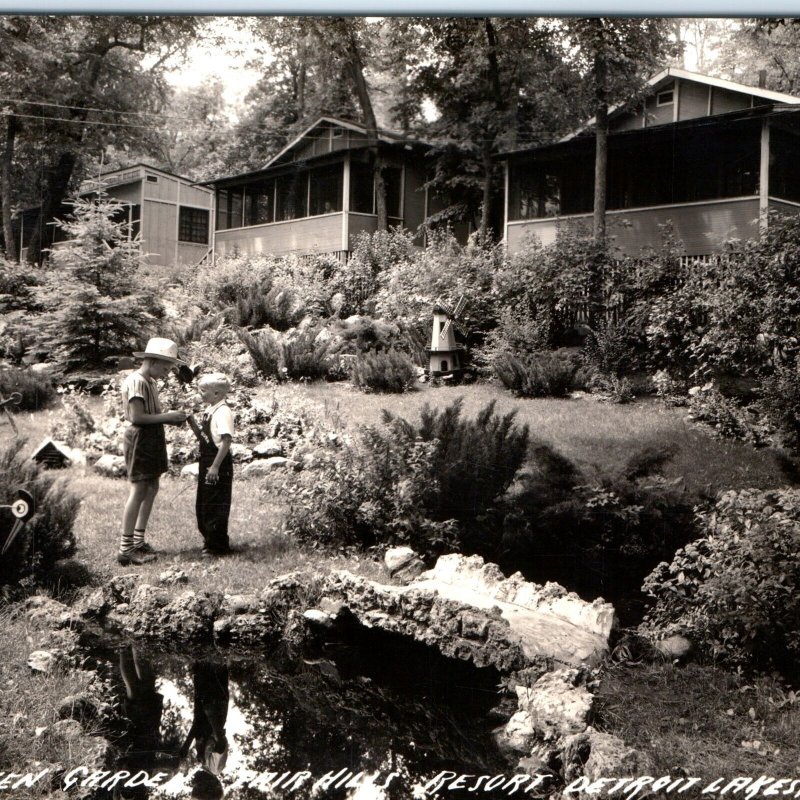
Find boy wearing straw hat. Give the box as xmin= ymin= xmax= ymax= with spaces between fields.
xmin=118 ymin=337 xmax=188 ymax=566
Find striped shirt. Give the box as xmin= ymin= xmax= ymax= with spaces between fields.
xmin=121 ymin=371 xmax=162 ymax=422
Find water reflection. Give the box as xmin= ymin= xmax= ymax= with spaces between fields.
xmin=91 ymin=628 xmax=509 ymax=800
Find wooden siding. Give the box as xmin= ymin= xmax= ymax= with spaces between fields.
xmin=711 ymin=87 xmax=751 ymax=115
xmin=215 ymin=213 xmax=344 ymax=257
xmin=105 ymin=183 xmax=140 ymax=204
xmin=678 ymin=80 xmax=709 ymax=121
xmin=644 ymin=92 xmax=674 ymax=127
xmin=180 ymin=184 xmax=213 ymax=208
xmin=506 ymin=197 xmax=760 ymax=256
xmin=769 ymin=198 xmax=800 ymax=217
xmin=143 ymin=173 xmax=179 ymax=203
xmin=141 ymin=201 xmax=178 ymax=265
xmin=403 ymin=164 xmax=426 ymax=237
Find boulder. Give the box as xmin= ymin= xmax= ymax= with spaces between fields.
xmin=27 ymin=650 xmax=57 ymax=674
xmin=243 ymin=457 xmax=287 ymax=476
xmin=181 ymin=462 xmax=199 ymax=480
xmin=57 ymin=693 xmax=101 ymax=725
xmin=93 ymin=454 xmax=126 ymax=478
xmin=159 ymin=567 xmax=189 ymax=586
xmin=655 ymin=634 xmax=693 ymax=662
xmin=514 ymin=669 xmax=593 ymax=741
xmin=561 ymin=727 xmax=650 ymax=782
xmin=253 ymin=438 xmax=283 ymax=458
xmin=385 ymin=547 xmax=426 ymax=584
xmin=125 ymin=586 xmax=222 ymax=642
xmin=30 ymin=362 xmax=54 ymax=375
xmin=230 ymin=443 xmax=253 ymax=463
xmin=19 ymin=595 xmax=70 ymax=626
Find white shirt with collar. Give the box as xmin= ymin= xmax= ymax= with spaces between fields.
xmin=203 ymin=400 xmax=235 ymax=447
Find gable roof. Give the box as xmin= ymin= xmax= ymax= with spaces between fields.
xmin=561 ymin=66 xmax=800 ymax=142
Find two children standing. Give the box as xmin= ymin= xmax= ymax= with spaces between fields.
xmin=118 ymin=337 xmax=234 ymax=566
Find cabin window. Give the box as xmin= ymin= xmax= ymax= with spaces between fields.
xmin=146 ymin=174 xmax=159 ymax=183
xmin=179 ymin=206 xmax=210 ymax=244
xmin=244 ymin=180 xmax=275 ymax=226
xmin=331 ymin=127 xmax=344 ymax=138
xmin=516 ymin=172 xmax=561 ymax=219
xmin=656 ymin=89 xmax=674 ymax=106
xmin=216 ymin=188 xmax=244 ymax=229
xmin=275 ymin=170 xmax=308 ymax=221
xmin=309 ymin=164 xmax=343 ymax=215
xmin=349 ymin=160 xmax=403 ymax=217
xmin=108 ymin=203 xmax=141 ymax=241
xmin=440 ymin=360 xmax=448 ymax=371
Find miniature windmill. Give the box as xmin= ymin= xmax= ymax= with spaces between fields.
xmin=0 ymin=391 xmax=22 ymax=437
xmin=0 ymin=488 xmax=35 ymax=556
xmin=427 ymin=295 xmax=467 ymax=376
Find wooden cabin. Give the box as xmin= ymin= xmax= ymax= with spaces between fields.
xmin=500 ymin=67 xmax=800 ymax=257
xmin=205 ymin=117 xmax=464 ymax=261
xmin=77 ymin=164 xmax=215 ymax=268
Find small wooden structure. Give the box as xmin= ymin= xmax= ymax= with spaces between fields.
xmin=31 ymin=439 xmax=73 ymax=470
xmin=426 ymin=297 xmax=467 ymax=376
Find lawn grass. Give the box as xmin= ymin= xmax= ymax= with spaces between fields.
xmin=596 ymin=662 xmax=800 ymax=785
xmin=268 ymin=381 xmax=793 ymax=495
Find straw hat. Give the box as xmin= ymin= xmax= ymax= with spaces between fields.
xmin=132 ymin=337 xmax=185 ymax=365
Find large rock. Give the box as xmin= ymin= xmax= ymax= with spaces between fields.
xmin=384 ymin=547 xmax=426 ymax=583
xmin=181 ymin=462 xmax=199 ymax=480
xmin=93 ymin=454 xmax=126 ymax=478
xmin=253 ymin=438 xmax=283 ymax=458
xmin=242 ymin=457 xmax=287 ymax=476
xmin=561 ymin=727 xmax=651 ymax=782
xmin=322 ymin=555 xmax=613 ymax=670
xmin=125 ymin=586 xmax=221 ymax=642
xmin=514 ymin=669 xmax=593 ymax=743
xmin=27 ymin=650 xmax=57 ymax=673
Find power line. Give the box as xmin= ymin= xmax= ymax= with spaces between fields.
xmin=0 ymin=96 xmax=205 ymax=123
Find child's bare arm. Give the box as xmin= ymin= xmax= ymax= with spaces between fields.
xmin=186 ymin=414 xmax=204 ymax=442
xmin=206 ymin=435 xmax=232 ymax=484
xmin=128 ymin=398 xmax=187 ymax=426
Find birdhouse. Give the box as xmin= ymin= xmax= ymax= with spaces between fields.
xmin=31 ymin=438 xmax=73 ymax=470
xmin=426 ymin=296 xmax=467 ymax=376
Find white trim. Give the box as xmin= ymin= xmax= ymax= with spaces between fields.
xmin=656 ymin=89 xmax=674 ymax=107
xmin=175 ymin=179 xmax=180 ymax=266
xmin=760 ymin=119 xmax=770 ymax=232
xmin=673 ymin=80 xmax=680 ymax=123
xmin=506 ymin=194 xmax=757 ymax=226
xmin=769 ymin=196 xmax=800 ymax=208
xmin=342 ymin=152 xmax=351 ymax=251
xmin=216 ymin=211 xmax=345 ymax=235
xmin=503 ymin=160 xmax=509 ymax=243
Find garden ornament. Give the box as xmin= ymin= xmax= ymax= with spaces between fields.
xmin=427 ymin=295 xmax=468 ymax=376
xmin=0 ymin=391 xmax=22 ymax=436
xmin=0 ymin=488 xmax=35 ymax=555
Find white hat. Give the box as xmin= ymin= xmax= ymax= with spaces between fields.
xmin=133 ymin=337 xmax=184 ymax=365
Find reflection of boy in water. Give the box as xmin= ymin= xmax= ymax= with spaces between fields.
xmin=180 ymin=661 xmax=229 ymax=800
xmin=113 ymin=646 xmax=165 ymax=800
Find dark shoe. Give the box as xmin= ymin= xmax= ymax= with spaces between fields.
xmin=117 ymin=549 xmax=157 ymax=566
xmin=135 ymin=541 xmax=157 ymax=554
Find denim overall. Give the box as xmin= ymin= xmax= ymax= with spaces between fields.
xmin=196 ymin=408 xmax=232 ymax=554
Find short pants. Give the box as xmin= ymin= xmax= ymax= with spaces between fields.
xmin=123 ymin=424 xmax=168 ymax=482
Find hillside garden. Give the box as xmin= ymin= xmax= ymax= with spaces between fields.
xmin=2 ymin=201 xmax=800 ymax=788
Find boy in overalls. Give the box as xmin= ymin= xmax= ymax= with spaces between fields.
xmin=187 ymin=374 xmax=234 ymax=557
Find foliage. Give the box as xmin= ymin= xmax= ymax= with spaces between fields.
xmin=326 ymin=316 xmax=407 ymax=356
xmin=286 ymin=398 xmax=529 ymax=558
xmin=282 ymin=329 xmax=332 ymax=381
xmin=237 ymin=328 xmax=283 ymax=381
xmin=0 ymin=439 xmax=80 ymax=586
xmin=758 ymin=361 xmax=800 ymax=448
xmin=0 ymin=259 xmax=40 ymax=313
xmin=182 ymin=323 xmax=260 ymax=388
xmin=0 ymin=366 xmax=55 ymax=411
xmin=350 ymin=350 xmax=417 ymax=393
xmin=687 ymin=384 xmax=772 ymax=447
xmin=33 ymin=195 xmax=160 ymax=370
xmin=642 ymin=488 xmax=800 ymax=674
xmin=493 ymin=350 xmax=577 ymax=398
xmin=503 ymin=442 xmax=700 ymax=601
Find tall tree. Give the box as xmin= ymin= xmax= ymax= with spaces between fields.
xmin=0 ymin=16 xmax=202 ymax=264
xmin=563 ymin=19 xmax=680 ymax=240
xmin=388 ymin=17 xmax=581 ymax=240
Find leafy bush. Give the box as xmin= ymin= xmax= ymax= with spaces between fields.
xmin=182 ymin=323 xmax=260 ymax=387
xmin=229 ymin=284 xmax=306 ymax=330
xmin=502 ymin=442 xmax=700 ymax=603
xmin=642 ymin=489 xmax=800 ymax=674
xmin=286 ymin=399 xmax=530 ymax=558
xmin=350 ymin=350 xmax=417 ymax=393
xmin=493 ymin=351 xmax=577 ymax=398
xmin=0 ymin=260 xmax=41 ymax=313
xmin=687 ymin=384 xmax=772 ymax=447
xmin=757 ymin=361 xmax=800 ymax=447
xmin=0 ymin=439 xmax=80 ymax=587
xmin=0 ymin=366 xmax=56 ymax=411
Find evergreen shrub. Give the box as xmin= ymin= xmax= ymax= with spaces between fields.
xmin=350 ymin=350 xmax=417 ymax=393
xmin=493 ymin=351 xmax=577 ymax=397
xmin=285 ymin=399 xmax=529 ymax=558
xmin=0 ymin=439 xmax=80 ymax=587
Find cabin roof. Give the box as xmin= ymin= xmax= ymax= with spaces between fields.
xmin=202 ymin=116 xmax=427 ymax=187
xmin=82 ymin=162 xmax=200 ymax=188
xmin=561 ymin=67 xmax=800 ymax=142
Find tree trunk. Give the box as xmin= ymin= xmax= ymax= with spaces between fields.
xmin=26 ymin=150 xmax=77 ymax=265
xmin=592 ymin=50 xmax=609 ymax=242
xmin=480 ymin=18 xmax=503 ymax=242
xmin=341 ymin=22 xmax=387 ymax=231
xmin=1 ymin=114 xmax=17 ymax=262
xmin=480 ymin=141 xmax=493 ymax=242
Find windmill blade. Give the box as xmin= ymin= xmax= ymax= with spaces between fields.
xmin=435 ymin=297 xmax=454 ymax=316
xmin=1 ymin=518 xmax=24 ymax=556
xmin=440 ymin=318 xmax=453 ymax=340
xmin=452 ymin=295 xmax=467 ymax=318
